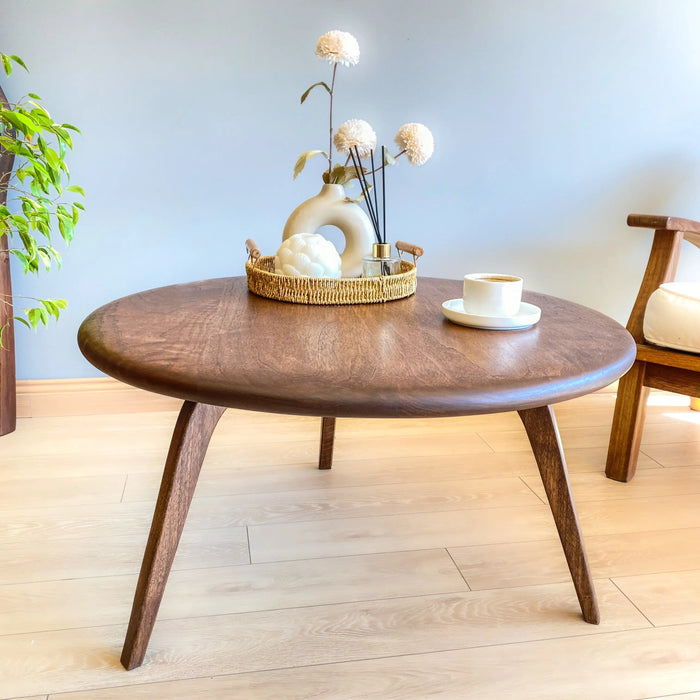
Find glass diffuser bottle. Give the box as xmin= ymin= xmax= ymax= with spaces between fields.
xmin=362 ymin=242 xmax=401 ymax=277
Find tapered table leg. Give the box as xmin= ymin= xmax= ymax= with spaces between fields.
xmin=318 ymin=417 xmax=336 ymax=470
xmin=121 ymin=401 xmax=226 ymax=670
xmin=518 ymin=405 xmax=600 ymax=624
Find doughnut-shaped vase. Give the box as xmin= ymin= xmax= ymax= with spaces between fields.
xmin=282 ymin=184 xmax=375 ymax=278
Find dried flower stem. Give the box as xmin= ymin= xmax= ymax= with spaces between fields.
xmin=327 ymin=63 xmax=338 ymax=177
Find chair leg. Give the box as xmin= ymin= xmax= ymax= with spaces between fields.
xmin=605 ymin=361 xmax=649 ymax=482
xmin=318 ymin=417 xmax=336 ymax=470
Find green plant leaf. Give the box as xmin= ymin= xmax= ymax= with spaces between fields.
xmin=66 ymin=185 xmax=85 ymax=196
xmin=8 ymin=55 xmax=28 ymax=72
xmin=40 ymin=298 xmax=60 ymax=320
xmin=13 ymin=316 xmax=32 ymax=330
xmin=0 ymin=54 xmax=12 ymax=76
xmin=9 ymin=249 xmax=31 ymax=273
xmin=27 ymin=306 xmax=49 ymax=328
xmin=293 ymin=149 xmax=327 ymax=179
xmin=300 ymin=81 xmax=331 ymax=104
xmin=37 ymin=248 xmax=52 ymax=270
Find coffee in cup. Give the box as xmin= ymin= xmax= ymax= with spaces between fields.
xmin=463 ymin=273 xmax=523 ymax=317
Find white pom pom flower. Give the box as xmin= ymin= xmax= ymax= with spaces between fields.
xmin=275 ymin=233 xmax=342 ymax=278
xmin=333 ymin=119 xmax=377 ymax=159
xmin=315 ymin=30 xmax=360 ymax=67
xmin=394 ymin=123 xmax=434 ymax=166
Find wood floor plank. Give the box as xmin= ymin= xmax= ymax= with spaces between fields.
xmin=480 ymin=417 xmax=700 ymax=454
xmin=0 ymin=549 xmax=467 ymax=636
xmin=577 ymin=494 xmax=700 ymax=535
xmin=248 ymin=504 xmax=560 ymax=563
xmin=124 ymin=475 xmax=544 ymax=524
xmin=641 ymin=441 xmax=700 ymax=468
xmin=124 ymin=451 xmax=542 ymax=502
xmin=523 ymin=466 xmax=700 ymax=502
xmin=0 ymin=474 xmax=127 ymax=509
xmin=249 ymin=494 xmax=700 ymax=564
xmin=0 ymin=525 xmax=248 ymax=585
xmin=0 ymin=580 xmax=646 ymax=698
xmin=613 ymin=569 xmax=700 ymax=626
xmin=45 ymin=623 xmax=700 ymax=700
xmin=480 ymin=424 xmax=614 ymax=452
xmin=450 ymin=528 xmax=700 ymax=590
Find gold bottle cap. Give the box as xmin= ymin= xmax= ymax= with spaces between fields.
xmin=372 ymin=242 xmax=392 ymax=258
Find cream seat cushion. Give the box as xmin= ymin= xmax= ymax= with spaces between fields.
xmin=643 ymin=282 xmax=700 ymax=354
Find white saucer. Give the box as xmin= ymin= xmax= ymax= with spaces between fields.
xmin=441 ymin=298 xmax=541 ymax=330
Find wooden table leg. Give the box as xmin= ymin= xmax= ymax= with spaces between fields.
xmin=518 ymin=405 xmax=600 ymax=625
xmin=121 ymin=401 xmax=226 ymax=670
xmin=318 ymin=417 xmax=336 ymax=470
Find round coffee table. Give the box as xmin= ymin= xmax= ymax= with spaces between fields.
xmin=78 ymin=276 xmax=636 ymax=669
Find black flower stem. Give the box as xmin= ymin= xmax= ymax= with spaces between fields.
xmin=356 ymin=150 xmax=381 ymax=243
xmin=382 ymin=145 xmax=387 ymax=245
xmin=350 ymin=147 xmax=381 ymax=244
xmin=370 ymin=149 xmax=381 ymax=243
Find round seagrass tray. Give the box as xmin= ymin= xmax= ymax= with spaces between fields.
xmin=245 ymin=239 xmax=423 ymax=305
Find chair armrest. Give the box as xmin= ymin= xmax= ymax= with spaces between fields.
xmin=628 ymin=214 xmax=700 ymax=249
xmin=625 ymin=216 xmax=686 ymax=342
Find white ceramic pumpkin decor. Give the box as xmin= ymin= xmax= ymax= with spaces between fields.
xmin=274 ymin=233 xmax=342 ymax=278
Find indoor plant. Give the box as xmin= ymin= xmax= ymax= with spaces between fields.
xmin=0 ymin=52 xmax=84 ymax=433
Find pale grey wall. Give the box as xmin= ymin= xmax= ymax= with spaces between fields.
xmin=1 ymin=0 xmax=699 ymax=379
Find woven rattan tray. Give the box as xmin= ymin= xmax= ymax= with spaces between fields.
xmin=245 ymin=239 xmax=422 ymax=305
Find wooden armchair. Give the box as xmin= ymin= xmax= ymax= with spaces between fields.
xmin=605 ymin=214 xmax=700 ymax=482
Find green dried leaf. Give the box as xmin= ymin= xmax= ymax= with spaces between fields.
xmin=300 ymin=81 xmax=331 ymax=104
xmin=328 ymin=165 xmax=360 ymax=185
xmin=293 ymin=149 xmax=327 ymax=179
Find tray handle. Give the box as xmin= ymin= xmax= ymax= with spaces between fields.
xmin=246 ymin=238 xmax=261 ymax=267
xmin=395 ymin=241 xmax=424 ymax=266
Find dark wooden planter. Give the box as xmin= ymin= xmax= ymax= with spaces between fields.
xmin=0 ymin=82 xmax=17 ymax=435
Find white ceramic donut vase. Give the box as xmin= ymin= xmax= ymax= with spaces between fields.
xmin=282 ymin=184 xmax=375 ymax=278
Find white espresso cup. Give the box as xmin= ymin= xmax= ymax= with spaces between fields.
xmin=463 ymin=273 xmax=523 ymax=317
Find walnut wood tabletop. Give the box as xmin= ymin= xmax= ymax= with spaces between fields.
xmin=77 ymin=276 xmax=636 ymax=670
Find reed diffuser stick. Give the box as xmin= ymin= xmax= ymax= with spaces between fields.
xmin=381 ymin=145 xmax=386 ymax=245
xmin=350 ymin=147 xmax=381 ymax=243
xmin=370 ymin=149 xmax=381 ymax=243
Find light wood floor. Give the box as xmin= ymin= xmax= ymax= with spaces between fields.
xmin=2 ymin=388 xmax=700 ymax=699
